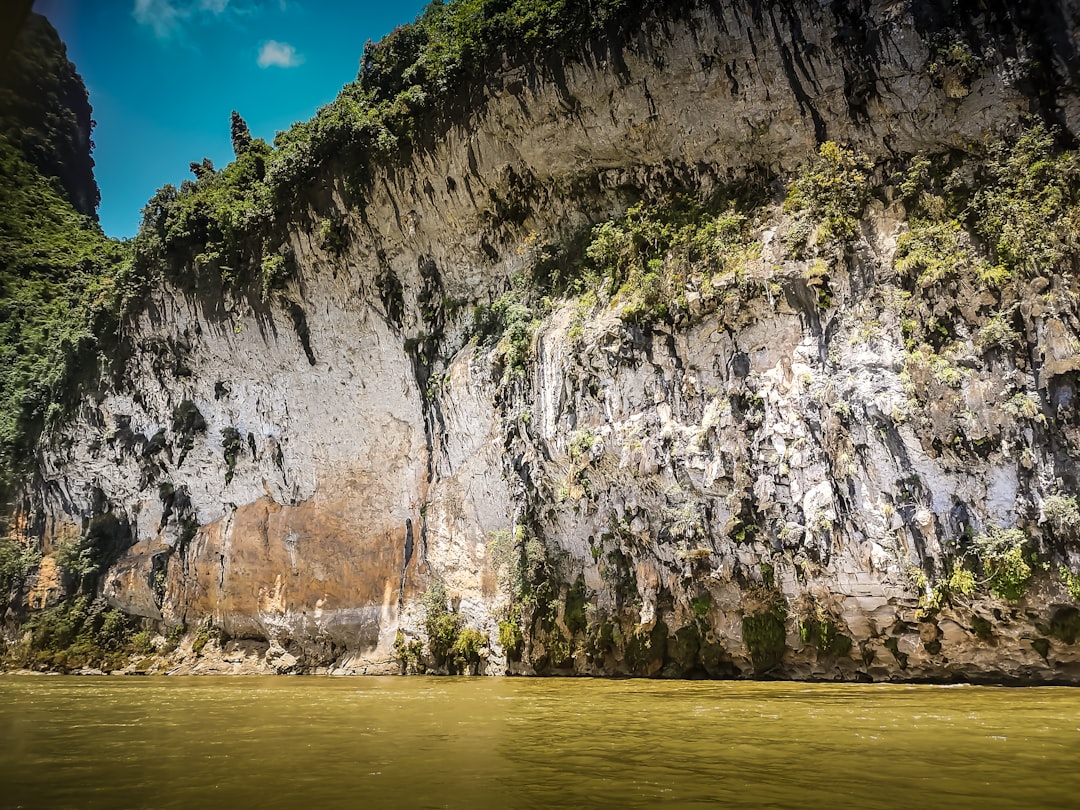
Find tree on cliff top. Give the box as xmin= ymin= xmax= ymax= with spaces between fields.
xmin=230 ymin=110 xmax=252 ymax=158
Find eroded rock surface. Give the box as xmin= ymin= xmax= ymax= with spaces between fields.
xmin=10 ymin=0 xmax=1080 ymax=680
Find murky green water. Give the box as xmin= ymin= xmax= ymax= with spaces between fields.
xmin=1 ymin=676 xmax=1078 ymax=809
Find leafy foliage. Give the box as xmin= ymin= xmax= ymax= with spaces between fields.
xmin=422 ymin=579 xmax=488 ymax=674
xmin=488 ymin=524 xmax=548 ymax=606
xmin=785 ymin=141 xmax=873 ymax=243
xmin=0 ymin=135 xmax=127 ymax=496
xmin=472 ymin=293 xmax=539 ymax=380
xmin=582 ymin=196 xmax=762 ymax=325
xmin=230 ymin=110 xmax=252 ymax=157
xmin=797 ymin=598 xmax=852 ymax=657
xmin=0 ymin=14 xmax=99 ymax=215
xmin=974 ymin=527 xmax=1032 ymax=601
xmin=947 ymin=562 xmax=977 ymax=596
xmin=970 ymin=124 xmax=1080 ymax=276
xmin=1059 ymin=568 xmax=1080 ymax=602
xmin=1043 ymin=495 xmax=1080 ymax=540
xmin=0 ymin=15 xmax=130 ymax=497
xmin=0 ymin=535 xmax=40 ymax=598
xmin=895 ymin=121 xmax=1080 ymax=288
xmin=2 ymin=594 xmax=150 ymax=671
xmin=894 ymin=219 xmax=990 ymax=288
xmin=742 ymin=608 xmax=787 ymax=672
xmin=221 ymin=427 xmax=243 ymax=485
xmin=393 ymin=630 xmax=425 ymax=673
xmin=497 ymin=604 xmax=525 ymax=659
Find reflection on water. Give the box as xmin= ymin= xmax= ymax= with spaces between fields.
xmin=1 ymin=676 xmax=1079 ymax=809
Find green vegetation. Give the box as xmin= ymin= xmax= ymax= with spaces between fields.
xmin=926 ymin=37 xmax=977 ymax=96
xmin=1 ymin=503 xmax=137 ymax=662
xmin=0 ymin=133 xmax=127 ymax=495
xmin=742 ymin=608 xmax=787 ymax=673
xmin=0 ymin=14 xmax=99 ymax=216
xmin=0 ymin=15 xmax=129 ymax=498
xmin=1059 ymin=567 xmax=1080 ymax=602
xmin=741 ymin=570 xmax=788 ymax=673
xmin=896 ymin=121 xmax=1080 ymax=288
xmin=894 ymin=219 xmax=991 ymax=288
xmin=5 ymin=5 xmax=1080 ymax=682
xmin=221 ymin=427 xmax=243 ymax=485
xmin=690 ymin=592 xmax=712 ymax=618
xmin=497 ymin=604 xmax=525 ymax=660
xmin=488 ymin=524 xmax=580 ymax=667
xmin=568 ymin=428 xmax=599 ymax=463
xmin=55 ymin=534 xmax=100 ymax=591
xmin=171 ymin=400 xmax=206 ymax=463
xmin=974 ymin=309 xmax=1020 ymax=352
xmin=451 ymin=627 xmax=487 ymax=671
xmin=130 ymin=0 xmax=682 ymax=294
xmin=488 ymin=524 xmax=548 ymax=608
xmin=421 ymin=580 xmax=488 ymax=674
xmin=624 ymin=620 xmax=666 ymax=673
xmin=471 ymin=292 xmax=539 ymax=381
xmin=422 ymin=580 xmax=461 ymax=666
xmin=1 ymin=595 xmax=152 ymax=671
xmin=542 ymin=627 xmax=573 ymax=668
xmin=4 ymin=2 xmax=706 ymax=508
xmin=191 ymin=621 xmax=225 ymax=656
xmin=784 ymin=141 xmax=872 ymax=245
xmin=947 ymin=561 xmax=977 ymax=596
xmin=564 ymin=575 xmax=588 ymax=635
xmin=393 ymin=630 xmax=426 ymax=673
xmin=970 ymin=124 xmax=1080 ymax=277
xmin=582 ymin=196 xmax=762 ymax=325
xmin=891 ymin=122 xmax=1080 ymax=433
xmin=1044 ymin=495 xmax=1080 ymax=540
xmin=0 ymin=536 xmax=40 ymax=597
xmin=915 ymin=559 xmax=979 ymax=618
xmin=797 ymin=601 xmax=852 ymax=658
xmin=974 ymin=527 xmax=1032 ymax=601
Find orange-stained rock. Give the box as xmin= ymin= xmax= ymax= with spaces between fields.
xmin=168 ymin=493 xmax=423 ymax=655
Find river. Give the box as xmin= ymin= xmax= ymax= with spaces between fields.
xmin=1 ymin=676 xmax=1078 ymax=809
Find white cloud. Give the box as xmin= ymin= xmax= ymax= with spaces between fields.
xmin=133 ymin=0 xmax=268 ymax=39
xmin=257 ymin=40 xmax=303 ymax=68
xmin=133 ymin=0 xmax=186 ymax=39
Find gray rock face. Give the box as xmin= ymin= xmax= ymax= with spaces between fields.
xmin=18 ymin=0 xmax=1080 ymax=679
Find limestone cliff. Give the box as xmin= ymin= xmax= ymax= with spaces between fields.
xmin=7 ymin=0 xmax=1080 ymax=681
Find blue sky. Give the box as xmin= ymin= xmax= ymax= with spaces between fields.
xmin=35 ymin=0 xmax=428 ymax=238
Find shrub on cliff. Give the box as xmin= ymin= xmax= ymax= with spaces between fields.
xmin=2 ymin=595 xmax=148 ymax=672
xmin=784 ymin=141 xmax=873 ymax=244
xmin=1043 ymin=495 xmax=1080 ymax=540
xmin=0 ymin=536 xmax=40 ymax=601
xmin=974 ymin=527 xmax=1032 ymax=601
xmin=582 ymin=196 xmax=762 ymax=326
xmin=422 ymin=580 xmax=489 ymax=674
xmin=970 ymin=123 xmax=1080 ymax=277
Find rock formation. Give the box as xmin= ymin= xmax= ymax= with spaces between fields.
xmin=5 ymin=0 xmax=1080 ymax=681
